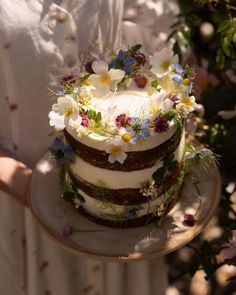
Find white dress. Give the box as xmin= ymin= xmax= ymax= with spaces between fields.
xmin=0 ymin=1 xmax=178 ymax=294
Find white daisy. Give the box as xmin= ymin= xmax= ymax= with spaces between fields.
xmin=89 ymin=61 xmax=125 ymax=97
xmin=176 ymin=95 xmax=197 ymax=116
xmin=150 ymin=48 xmax=178 ymax=78
xmin=49 ymin=95 xmax=82 ymax=130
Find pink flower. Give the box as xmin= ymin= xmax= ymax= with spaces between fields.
xmin=81 ymin=114 xmax=90 ymax=127
xmin=115 ymin=113 xmax=131 ymax=128
xmin=134 ymin=74 xmax=148 ymax=88
xmin=182 ymin=214 xmax=197 ymax=227
xmin=62 ymin=224 xmax=73 ymax=237
xmin=221 ymin=230 xmax=236 ymax=260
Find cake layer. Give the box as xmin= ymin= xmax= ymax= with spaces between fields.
xmin=65 ymin=125 xmax=183 ymax=171
xmin=72 ymin=177 xmax=183 ymax=228
xmin=70 ymin=130 xmax=185 ymax=190
xmin=69 ymin=162 xmax=183 ymax=205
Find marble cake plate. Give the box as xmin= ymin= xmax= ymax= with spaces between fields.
xmin=29 ymin=153 xmax=221 ymax=262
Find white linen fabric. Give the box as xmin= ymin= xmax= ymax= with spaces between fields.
xmin=0 ymin=1 xmax=178 ymax=294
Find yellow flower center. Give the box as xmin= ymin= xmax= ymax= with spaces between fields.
xmin=149 ymin=105 xmax=160 ymax=115
xmin=111 ymin=145 xmax=122 ymax=156
xmin=64 ymin=107 xmax=74 ymax=117
xmin=85 ymin=79 xmax=92 ymax=86
xmin=161 ymin=60 xmax=171 ymax=71
xmin=122 ymin=133 xmax=131 ymax=142
xmin=182 ymin=97 xmax=193 ymax=107
xmin=182 ymin=78 xmax=191 ymax=86
xmin=100 ymin=73 xmax=111 ymax=85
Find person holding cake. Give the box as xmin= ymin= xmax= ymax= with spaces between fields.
xmin=0 ymin=0 xmax=181 ymax=294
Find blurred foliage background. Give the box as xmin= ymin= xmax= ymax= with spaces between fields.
xmin=165 ymin=1 xmax=236 ymax=294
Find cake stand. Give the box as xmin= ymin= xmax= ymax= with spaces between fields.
xmin=29 ymin=153 xmax=221 ymax=262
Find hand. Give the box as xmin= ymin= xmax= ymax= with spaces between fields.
xmin=0 ymin=149 xmax=32 ymax=207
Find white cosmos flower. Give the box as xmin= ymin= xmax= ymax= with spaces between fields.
xmin=89 ymin=61 xmax=125 ymax=97
xmin=150 ymin=48 xmax=178 ymax=78
xmin=49 ymin=95 xmax=82 ymax=130
xmin=148 ymin=91 xmax=174 ymax=119
xmin=176 ymin=95 xmax=197 ymax=116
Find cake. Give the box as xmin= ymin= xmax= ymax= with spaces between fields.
xmin=49 ymin=45 xmax=197 ymax=227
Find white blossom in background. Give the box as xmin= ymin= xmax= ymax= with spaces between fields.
xmin=218 ymin=106 xmax=236 ymax=120
xmin=89 ymin=61 xmax=125 ymax=97
xmin=49 ymin=95 xmax=82 ymax=130
xmin=150 ymin=48 xmax=178 ymax=77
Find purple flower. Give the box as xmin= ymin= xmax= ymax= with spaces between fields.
xmin=182 ymin=214 xmax=196 ymax=227
xmin=84 ymin=60 xmax=94 ymax=73
xmin=109 ymin=50 xmax=135 ymax=74
xmin=127 ymin=117 xmax=150 ymax=142
xmin=133 ymin=51 xmax=147 ymax=66
xmin=134 ymin=74 xmax=147 ymax=88
xmin=154 ymin=117 xmax=169 ymax=133
xmin=172 ymin=64 xmax=184 ymax=84
xmin=123 ymin=207 xmax=142 ymax=219
xmin=49 ymin=137 xmax=74 ymax=165
xmin=81 ymin=114 xmax=90 ymax=127
xmin=62 ymin=223 xmax=73 ymax=237
xmin=115 ymin=113 xmax=131 ymax=128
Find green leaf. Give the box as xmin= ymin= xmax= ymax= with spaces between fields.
xmin=222 ymin=37 xmax=235 ymax=58
xmin=130 ymin=44 xmax=142 ymax=52
xmin=62 ymin=191 xmax=75 ymax=202
xmin=152 ymin=167 xmax=166 ymax=182
xmin=151 ymin=80 xmax=159 ymax=89
xmin=163 ymin=154 xmax=175 ymax=167
xmin=216 ymin=49 xmax=225 ymax=69
xmin=96 ymin=111 xmax=102 ymax=122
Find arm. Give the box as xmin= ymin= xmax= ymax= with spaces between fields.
xmin=0 ymin=148 xmax=32 ymax=207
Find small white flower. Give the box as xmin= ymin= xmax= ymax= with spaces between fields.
xmin=150 ymin=48 xmax=178 ymax=78
xmin=107 ymin=137 xmax=127 ymax=164
xmin=148 ymin=91 xmax=174 ymax=119
xmin=176 ymin=95 xmax=197 ymax=116
xmin=49 ymin=95 xmax=82 ymax=130
xmin=89 ymin=61 xmax=125 ymax=97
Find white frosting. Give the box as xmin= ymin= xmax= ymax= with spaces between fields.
xmin=66 ymin=90 xmax=177 ymax=152
xmin=70 ymin=131 xmax=185 ymax=189
xmin=67 ymin=123 xmax=176 ymax=152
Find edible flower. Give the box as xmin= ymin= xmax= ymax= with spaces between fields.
xmin=49 ymin=137 xmax=74 ymax=165
xmin=127 ymin=117 xmax=150 ymax=142
xmin=89 ymin=61 xmax=125 ymax=97
xmin=176 ymin=95 xmax=197 ymax=116
xmin=107 ymin=139 xmax=127 ymax=164
xmin=49 ymin=95 xmax=82 ymax=130
xmin=109 ymin=49 xmax=135 ymax=74
xmin=182 ymin=213 xmax=197 ymax=227
xmin=115 ymin=113 xmax=131 ymax=128
xmin=150 ymin=48 xmax=178 ymax=78
xmin=154 ymin=116 xmax=169 ymax=133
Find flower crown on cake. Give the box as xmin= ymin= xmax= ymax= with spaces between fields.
xmin=49 ymin=44 xmax=197 ymax=164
